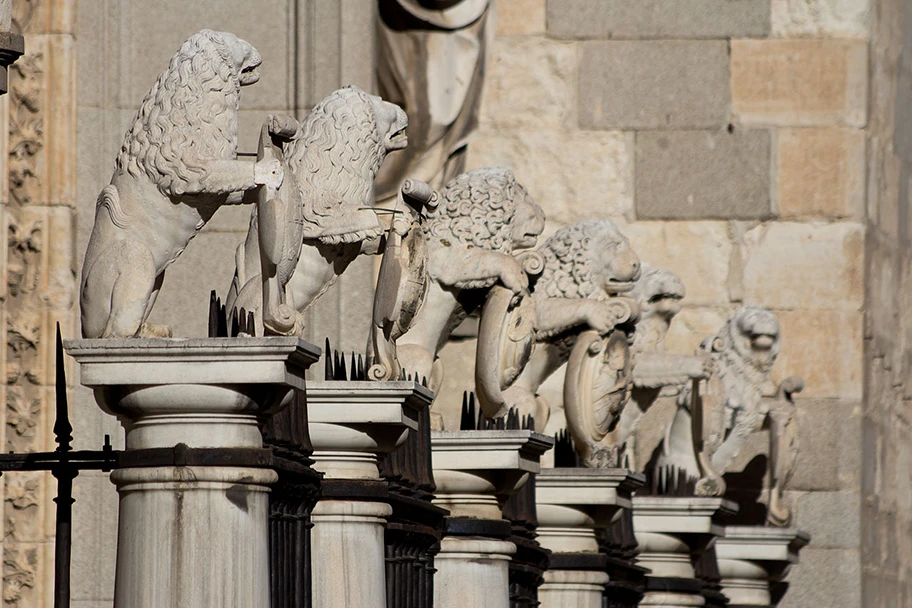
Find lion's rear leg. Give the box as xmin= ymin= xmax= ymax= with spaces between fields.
xmin=138 ymin=272 xmax=172 ymax=338
xmin=81 ymin=240 xmax=158 ymax=338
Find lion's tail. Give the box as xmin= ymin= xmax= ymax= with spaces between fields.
xmin=96 ymin=185 xmax=130 ymax=229
xmin=226 ymin=208 xmax=259 ymax=312
xmin=226 ymin=238 xmax=246 ymax=312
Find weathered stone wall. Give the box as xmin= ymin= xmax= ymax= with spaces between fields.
xmin=862 ymin=0 xmax=912 ymax=604
xmin=0 ymin=1 xmax=77 ymax=605
xmin=433 ymin=1 xmax=872 ymax=605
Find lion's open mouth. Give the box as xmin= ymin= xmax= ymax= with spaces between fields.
xmin=605 ymin=280 xmax=636 ymax=294
xmin=388 ymin=126 xmax=408 ymax=150
xmin=514 ymin=234 xmax=540 ymax=249
xmin=648 ymin=292 xmax=684 ymax=304
xmin=239 ymin=59 xmax=262 ymax=85
xmin=751 ymin=333 xmax=776 ymax=349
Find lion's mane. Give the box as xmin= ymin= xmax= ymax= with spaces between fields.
xmin=629 ymin=264 xmax=685 ymax=307
xmin=535 ymin=220 xmax=629 ymax=303
xmin=426 ymin=168 xmax=533 ymax=253
xmin=629 ymin=264 xmax=685 ymax=353
xmin=704 ymin=305 xmax=781 ymax=439
xmin=713 ymin=305 xmax=781 ymax=379
xmin=284 ymin=86 xmax=386 ymax=243
xmin=116 ymin=30 xmax=241 ymax=197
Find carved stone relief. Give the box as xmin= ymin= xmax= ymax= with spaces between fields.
xmin=1 ymin=5 xmax=67 ymax=599
xmin=7 ymin=54 xmax=41 ymax=209
xmin=2 ymin=547 xmax=37 ymax=605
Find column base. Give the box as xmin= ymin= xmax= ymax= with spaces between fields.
xmin=540 ymin=569 xmax=610 ymax=608
xmin=434 ymin=536 xmax=516 ymax=608
xmin=311 ymin=499 xmax=393 ymax=608
xmin=112 ymin=466 xmax=276 ymax=608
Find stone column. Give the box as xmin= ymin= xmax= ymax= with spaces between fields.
xmin=535 ymin=468 xmax=644 ymax=608
xmin=632 ymin=496 xmax=738 ymax=608
xmin=66 ymin=337 xmax=319 ymax=608
xmin=715 ymin=526 xmax=809 ymax=607
xmin=306 ymin=380 xmax=433 ymax=608
xmin=431 ymin=430 xmax=553 ymax=608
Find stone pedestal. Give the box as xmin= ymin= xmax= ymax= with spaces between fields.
xmin=306 ymin=380 xmax=433 ymax=608
xmin=536 ymin=468 xmax=644 ymax=608
xmin=632 ymin=496 xmax=738 ymax=608
xmin=715 ymin=526 xmax=809 ymax=607
xmin=66 ymin=337 xmax=319 ymax=608
xmin=431 ymin=430 xmax=553 ymax=608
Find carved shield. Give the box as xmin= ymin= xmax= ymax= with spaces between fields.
xmin=564 ymin=328 xmax=633 ymax=444
xmin=368 ymin=220 xmax=431 ymax=381
xmin=368 ymin=180 xmax=436 ymax=381
xmin=257 ymin=115 xmax=305 ymax=336
xmin=474 ymin=286 xmax=538 ymax=419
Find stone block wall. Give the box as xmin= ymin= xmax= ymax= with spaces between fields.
xmin=434 ymin=1 xmax=875 ymax=604
xmin=862 ymin=0 xmax=912 ymax=604
xmin=0 ymin=1 xmax=78 ymax=606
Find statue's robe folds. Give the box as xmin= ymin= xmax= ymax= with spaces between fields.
xmin=375 ymin=0 xmax=493 ymax=202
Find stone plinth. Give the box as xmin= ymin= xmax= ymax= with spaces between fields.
xmin=306 ymin=381 xmax=434 ymax=608
xmin=66 ymin=337 xmax=319 ymax=608
xmin=536 ymin=468 xmax=644 ymax=608
xmin=431 ymin=430 xmax=554 ymax=608
xmin=632 ymin=496 xmax=738 ymax=608
xmin=715 ymin=526 xmax=810 ymax=607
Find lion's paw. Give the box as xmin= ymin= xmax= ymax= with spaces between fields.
xmin=139 ymin=323 xmax=173 ymax=338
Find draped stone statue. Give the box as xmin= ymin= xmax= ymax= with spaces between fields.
xmin=80 ymin=30 xmax=282 ymax=338
xmin=227 ymin=85 xmax=412 ymax=336
xmin=396 ymin=167 xmax=545 ymax=419
xmin=374 ymin=0 xmax=493 ymax=202
xmin=504 ymin=220 xmax=642 ymax=467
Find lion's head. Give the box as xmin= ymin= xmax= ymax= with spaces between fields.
xmin=713 ymin=305 xmax=781 ymax=375
xmin=629 ymin=264 xmax=685 ymax=353
xmin=425 ymin=167 xmax=544 ymax=254
xmin=283 ymin=85 xmax=409 ymax=245
xmin=536 ymin=220 xmax=641 ymax=304
xmin=116 ymin=30 xmax=261 ymax=197
xmin=702 ymin=305 xmax=781 ymax=428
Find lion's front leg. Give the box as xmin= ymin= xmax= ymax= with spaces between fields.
xmin=429 ymin=247 xmax=527 ymax=293
xmin=191 ymin=159 xmax=283 ymax=196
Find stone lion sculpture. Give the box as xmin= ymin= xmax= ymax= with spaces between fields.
xmin=614 ymin=265 xmax=709 ymax=470
xmin=659 ymin=305 xmax=803 ymax=524
xmin=396 ymin=167 xmax=545 ymax=402
xmin=80 ymin=30 xmax=282 ymax=338
xmin=226 ymin=85 xmax=410 ymax=336
xmin=703 ymin=305 xmax=783 ymax=471
xmin=504 ymin=220 xmax=641 ymax=453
